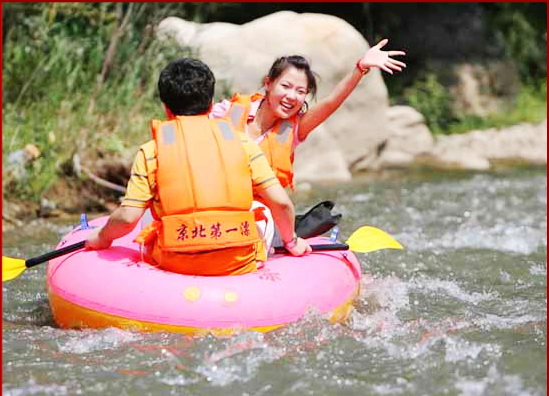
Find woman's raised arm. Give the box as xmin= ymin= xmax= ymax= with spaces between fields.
xmin=298 ymin=39 xmax=406 ymax=141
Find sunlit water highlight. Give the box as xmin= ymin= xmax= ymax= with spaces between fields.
xmin=3 ymin=169 xmax=546 ymax=395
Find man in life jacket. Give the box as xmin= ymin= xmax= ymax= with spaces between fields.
xmin=85 ymin=58 xmax=311 ymax=276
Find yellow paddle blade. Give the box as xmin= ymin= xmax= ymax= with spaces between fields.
xmin=2 ymin=256 xmax=27 ymax=282
xmin=345 ymin=226 xmax=404 ymax=254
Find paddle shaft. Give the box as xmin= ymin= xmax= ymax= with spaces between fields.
xmin=25 ymin=241 xmax=86 ymax=268
xmin=21 ymin=225 xmax=399 ymax=266
xmin=22 ymin=224 xmax=400 ymax=266
xmin=274 ymin=243 xmax=349 ymax=255
xmin=23 ymin=241 xmax=347 ymax=267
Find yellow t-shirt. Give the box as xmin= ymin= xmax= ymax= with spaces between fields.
xmin=121 ymin=132 xmax=280 ymax=276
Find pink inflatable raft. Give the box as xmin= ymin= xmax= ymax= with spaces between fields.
xmin=47 ymin=215 xmax=369 ymax=336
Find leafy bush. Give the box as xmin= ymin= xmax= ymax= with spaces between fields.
xmin=2 ymin=3 xmax=197 ymax=202
xmin=402 ymin=73 xmax=454 ymax=135
xmin=402 ymin=73 xmax=546 ymax=135
xmin=482 ymin=3 xmax=547 ymax=84
xmin=446 ymin=80 xmax=547 ymax=134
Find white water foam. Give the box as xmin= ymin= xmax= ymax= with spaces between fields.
xmin=3 ymin=382 xmax=70 ymax=396
xmin=381 ymin=173 xmax=547 ymax=255
xmin=398 ymin=223 xmax=546 ymax=255
xmin=443 ymin=337 xmax=502 ymax=363
xmin=529 ymin=262 xmax=547 ymax=276
xmin=473 ymin=313 xmax=545 ymax=332
xmin=350 ymin=276 xmax=411 ymax=335
xmin=349 ymin=192 xmax=375 ymax=203
xmin=195 ymin=333 xmax=283 ymax=387
xmin=408 ymin=275 xmax=498 ymax=305
xmin=56 ymin=327 xmax=142 ymax=354
xmin=455 ymin=364 xmax=541 ymax=396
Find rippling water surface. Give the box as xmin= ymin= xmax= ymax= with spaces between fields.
xmin=3 ymin=168 xmax=546 ymax=395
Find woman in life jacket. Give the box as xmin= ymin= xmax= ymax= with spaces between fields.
xmin=210 ymin=38 xmax=407 ymax=191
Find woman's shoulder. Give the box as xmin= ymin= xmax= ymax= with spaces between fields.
xmin=210 ymin=92 xmax=263 ymax=120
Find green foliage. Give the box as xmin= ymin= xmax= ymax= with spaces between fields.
xmin=2 ymin=3 xmax=207 ymax=203
xmin=446 ymin=81 xmax=547 ymax=134
xmin=402 ymin=73 xmax=453 ymax=135
xmin=481 ymin=3 xmax=547 ymax=84
xmin=402 ymin=73 xmax=547 ymax=135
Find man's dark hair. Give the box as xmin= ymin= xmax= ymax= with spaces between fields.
xmin=158 ymin=58 xmax=215 ymax=116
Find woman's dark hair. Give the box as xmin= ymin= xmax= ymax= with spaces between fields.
xmin=266 ymin=56 xmax=318 ymax=98
xmin=158 ymin=58 xmax=215 ymax=115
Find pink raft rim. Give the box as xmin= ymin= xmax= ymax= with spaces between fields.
xmin=47 ymin=216 xmax=368 ymax=335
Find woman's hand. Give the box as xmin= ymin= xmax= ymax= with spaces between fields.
xmin=285 ymin=237 xmax=312 ymax=257
xmin=359 ymin=38 xmax=407 ymax=75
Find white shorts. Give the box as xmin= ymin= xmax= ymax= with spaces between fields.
xmin=251 ymin=200 xmax=274 ymax=257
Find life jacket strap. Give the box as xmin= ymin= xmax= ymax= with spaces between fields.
xmin=134 ymin=220 xmax=162 ymax=246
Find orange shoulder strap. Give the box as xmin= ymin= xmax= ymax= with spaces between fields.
xmin=259 ymin=119 xmax=296 ymax=189
xmin=227 ymin=93 xmax=263 ymax=131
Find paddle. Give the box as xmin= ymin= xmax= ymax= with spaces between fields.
xmin=2 ymin=226 xmax=403 ymax=282
xmin=3 ymin=241 xmax=85 ymax=282
xmin=274 ymin=225 xmax=403 ymax=254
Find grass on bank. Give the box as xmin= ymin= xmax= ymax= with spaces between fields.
xmin=2 ymin=38 xmax=179 ymax=203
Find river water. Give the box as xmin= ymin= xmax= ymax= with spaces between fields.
xmin=2 ymin=168 xmax=546 ymax=395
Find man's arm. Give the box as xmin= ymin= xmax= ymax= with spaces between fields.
xmin=86 ymin=206 xmax=146 ymax=250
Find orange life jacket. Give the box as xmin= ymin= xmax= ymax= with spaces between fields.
xmin=227 ymin=93 xmax=297 ymax=189
xmin=135 ymin=115 xmax=260 ymax=254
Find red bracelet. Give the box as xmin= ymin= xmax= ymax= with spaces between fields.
xmin=356 ymin=60 xmax=370 ymax=75
xmin=284 ymin=234 xmax=298 ymax=250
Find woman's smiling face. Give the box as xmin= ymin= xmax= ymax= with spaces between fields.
xmin=265 ymin=66 xmax=309 ymax=119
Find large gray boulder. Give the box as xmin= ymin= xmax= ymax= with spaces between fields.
xmin=157 ymin=11 xmax=392 ymax=184
xmin=376 ymin=105 xmax=435 ymax=169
